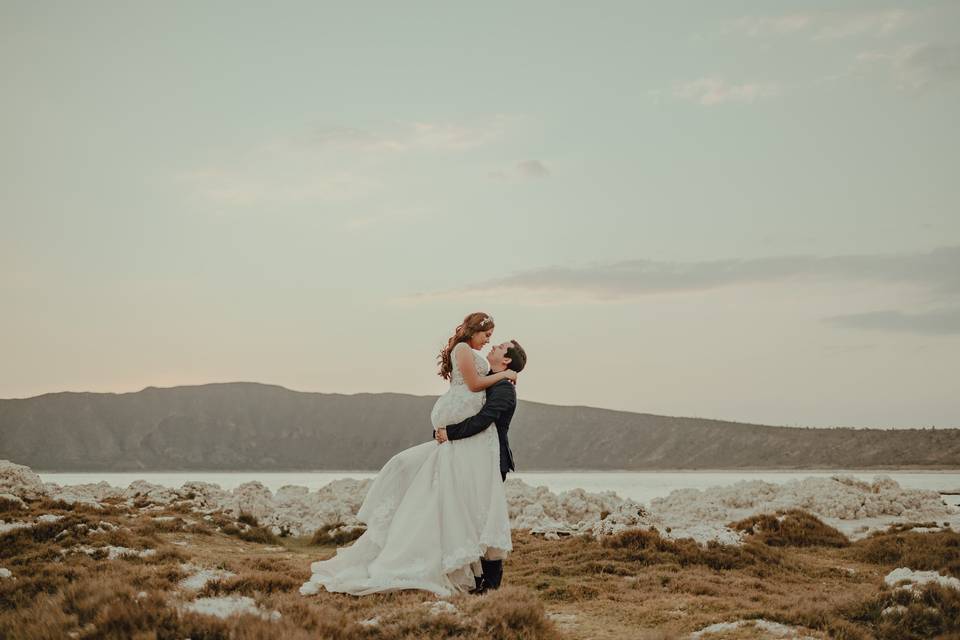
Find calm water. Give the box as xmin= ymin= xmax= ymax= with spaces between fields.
xmin=39 ymin=470 xmax=960 ymax=506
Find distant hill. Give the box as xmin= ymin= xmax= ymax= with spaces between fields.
xmin=0 ymin=382 xmax=957 ymax=471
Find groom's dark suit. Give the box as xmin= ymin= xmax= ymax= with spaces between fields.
xmin=442 ymin=378 xmax=517 ymax=591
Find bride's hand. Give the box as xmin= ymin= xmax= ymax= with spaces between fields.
xmin=502 ymin=370 xmax=517 ymax=384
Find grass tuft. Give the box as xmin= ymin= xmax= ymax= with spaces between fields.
xmin=730 ymin=509 xmax=850 ymax=548
xmin=848 ymin=529 xmax=960 ymax=577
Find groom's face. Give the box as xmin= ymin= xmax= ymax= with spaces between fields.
xmin=487 ymin=342 xmax=512 ymax=371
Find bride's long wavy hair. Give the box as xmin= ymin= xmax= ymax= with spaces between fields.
xmin=437 ymin=312 xmax=495 ymax=381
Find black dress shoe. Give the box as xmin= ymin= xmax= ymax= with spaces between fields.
xmin=470 ymin=578 xmax=489 ymax=595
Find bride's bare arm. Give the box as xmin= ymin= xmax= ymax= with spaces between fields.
xmin=454 ymin=344 xmax=515 ymax=392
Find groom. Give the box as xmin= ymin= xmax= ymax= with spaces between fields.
xmin=434 ymin=339 xmax=527 ymax=593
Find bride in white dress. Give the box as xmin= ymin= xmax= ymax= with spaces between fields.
xmin=299 ymin=312 xmax=517 ymax=597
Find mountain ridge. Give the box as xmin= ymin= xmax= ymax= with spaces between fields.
xmin=1 ymin=381 xmax=957 ymax=471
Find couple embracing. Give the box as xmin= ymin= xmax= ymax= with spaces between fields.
xmin=299 ymin=312 xmax=527 ymax=598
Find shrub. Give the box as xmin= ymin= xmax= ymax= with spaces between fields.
xmin=472 ymin=585 xmax=557 ymax=640
xmin=730 ymin=510 xmax=850 ymax=548
xmin=849 ymin=530 xmax=960 ymax=577
xmin=310 ymin=523 xmax=365 ymax=546
xmin=842 ymin=583 xmax=960 ymax=640
xmin=237 ymin=512 xmax=259 ymax=527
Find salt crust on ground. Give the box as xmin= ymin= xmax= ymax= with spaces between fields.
xmin=181 ymin=595 xmax=280 ymax=621
xmin=688 ymin=618 xmax=821 ymax=639
xmin=63 ymin=545 xmax=157 ymax=560
xmin=178 ymin=564 xmax=237 ymax=591
xmin=3 ymin=459 xmax=958 ymax=544
xmin=885 ymin=567 xmax=960 ymax=592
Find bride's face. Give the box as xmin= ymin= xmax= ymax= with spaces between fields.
xmin=469 ymin=330 xmax=493 ymax=350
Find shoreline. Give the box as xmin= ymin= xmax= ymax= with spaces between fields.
xmin=33 ymin=466 xmax=960 ymax=474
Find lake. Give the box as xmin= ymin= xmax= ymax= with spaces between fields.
xmin=39 ymin=469 xmax=960 ymax=506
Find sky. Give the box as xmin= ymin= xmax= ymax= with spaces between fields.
xmin=2 ymin=1 xmax=958 ymax=428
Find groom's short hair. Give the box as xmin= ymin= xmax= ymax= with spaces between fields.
xmin=505 ymin=340 xmax=526 ymax=373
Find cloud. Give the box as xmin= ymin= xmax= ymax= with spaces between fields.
xmin=342 ymin=206 xmax=431 ymax=231
xmin=665 ymin=76 xmax=779 ymax=106
xmin=489 ymin=160 xmax=551 ymax=181
xmin=722 ymin=14 xmax=813 ymax=38
xmin=813 ymin=9 xmax=913 ymax=40
xmin=177 ymin=167 xmax=378 ymax=206
xmin=176 ymin=117 xmax=518 ymax=206
xmin=297 ymin=117 xmax=514 ymax=154
xmin=721 ymin=9 xmax=915 ymax=40
xmin=516 ymin=160 xmax=550 ymax=179
xmin=413 ymin=246 xmax=960 ymax=335
xmin=855 ymin=43 xmax=960 ymax=92
xmin=825 ymin=308 xmax=960 ymax=335
xmin=423 ymin=246 xmax=960 ymax=300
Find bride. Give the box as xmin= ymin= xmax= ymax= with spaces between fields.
xmin=299 ymin=312 xmax=517 ymax=597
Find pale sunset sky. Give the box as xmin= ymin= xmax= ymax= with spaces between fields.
xmin=2 ymin=1 xmax=958 ymax=428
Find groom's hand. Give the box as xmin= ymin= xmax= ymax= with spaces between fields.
xmin=435 ymin=427 xmax=448 ymax=444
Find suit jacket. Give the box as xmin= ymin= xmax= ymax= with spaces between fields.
xmin=443 ymin=378 xmax=517 ymax=477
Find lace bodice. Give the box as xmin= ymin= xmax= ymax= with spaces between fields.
xmin=450 ymin=342 xmax=491 ymax=386
xmin=430 ymin=342 xmax=490 ymax=430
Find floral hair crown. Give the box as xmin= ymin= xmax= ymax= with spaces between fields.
xmin=478 ymin=315 xmax=493 ymax=328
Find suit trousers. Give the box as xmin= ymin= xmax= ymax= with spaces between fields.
xmin=477 ymin=470 xmax=508 ymax=590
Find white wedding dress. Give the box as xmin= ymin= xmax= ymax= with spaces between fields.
xmin=299 ymin=342 xmax=512 ymax=597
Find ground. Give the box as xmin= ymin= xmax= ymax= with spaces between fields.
xmin=1 ymin=496 xmax=959 ymax=639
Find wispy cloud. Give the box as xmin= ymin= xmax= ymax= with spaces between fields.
xmin=413 ymin=247 xmax=960 ymax=334
xmin=813 ymin=9 xmax=914 ymax=40
xmin=722 ymin=14 xmax=813 ymax=38
xmin=488 ymin=159 xmax=551 ymax=181
xmin=450 ymin=246 xmax=959 ymax=298
xmin=854 ymin=43 xmax=960 ymax=92
xmin=721 ymin=9 xmax=916 ymax=40
xmin=825 ymin=307 xmax=960 ymax=335
xmin=660 ymin=76 xmax=779 ymax=106
xmin=297 ymin=117 xmax=513 ymax=154
xmin=342 ymin=206 xmax=431 ymax=231
xmin=176 ymin=117 xmax=519 ymax=207
xmin=177 ymin=167 xmax=378 ymax=206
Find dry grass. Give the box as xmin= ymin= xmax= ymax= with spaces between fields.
xmin=846 ymin=527 xmax=960 ymax=577
xmin=310 ymin=522 xmax=366 ymax=546
xmin=729 ymin=509 xmax=850 ymax=548
xmin=4 ymin=502 xmax=960 ymax=639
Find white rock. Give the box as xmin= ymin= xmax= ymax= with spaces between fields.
xmin=36 ymin=514 xmax=63 ymax=523
xmin=0 ymin=460 xmax=46 ymax=500
xmin=0 ymin=493 xmax=25 ymax=508
xmin=547 ymin=612 xmax=577 ymax=628
xmin=123 ymin=480 xmax=178 ymax=505
xmin=182 ymin=595 xmax=280 ymax=621
xmin=0 ymin=568 xmax=12 ymax=579
xmin=179 ymin=564 xmax=237 ymax=591
xmin=650 ymin=475 xmax=956 ymax=544
xmin=250 ymin=478 xmax=369 ymax=537
xmin=885 ymin=567 xmax=960 ymax=592
xmin=9 ymin=458 xmax=956 ymax=547
xmin=689 ymin=618 xmax=820 ymax=639
xmin=175 ymin=481 xmax=228 ymax=512
xmin=586 ymin=500 xmax=658 ymax=537
xmin=425 ymin=601 xmax=458 ymax=616
xmin=881 ymin=604 xmax=907 ymax=617
xmin=219 ymin=482 xmax=274 ymax=522
xmin=45 ymin=481 xmax=121 ymax=508
xmin=0 ymin=520 xmax=32 ymax=534
xmin=65 ymin=545 xmax=156 ymax=560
